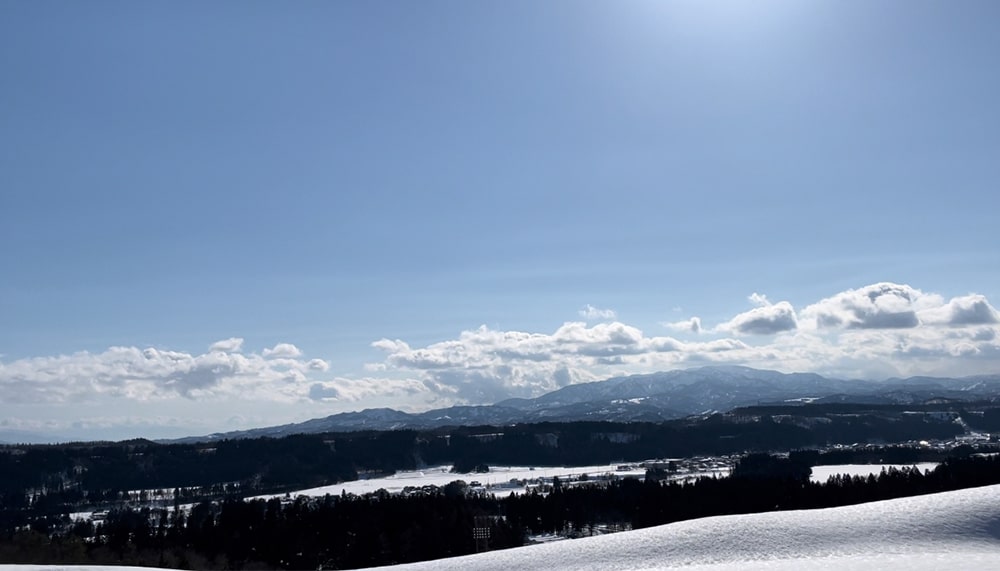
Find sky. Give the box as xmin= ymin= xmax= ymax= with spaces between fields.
xmin=1 ymin=1 xmax=999 ymax=441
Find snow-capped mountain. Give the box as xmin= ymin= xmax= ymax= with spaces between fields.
xmin=167 ymin=366 xmax=1000 ymax=442
xmin=496 ymin=366 xmax=868 ymax=412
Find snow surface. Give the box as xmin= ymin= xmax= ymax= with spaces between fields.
xmin=809 ymin=463 xmax=939 ymax=483
xmin=368 ymin=484 xmax=1000 ymax=571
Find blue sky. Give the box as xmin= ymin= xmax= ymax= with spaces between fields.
xmin=2 ymin=1 xmax=999 ymax=441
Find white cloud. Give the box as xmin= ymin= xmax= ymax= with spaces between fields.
xmin=307 ymin=376 xmax=434 ymax=403
xmin=209 ymin=337 xmax=245 ymax=353
xmin=579 ymin=304 xmax=618 ymax=321
xmin=718 ymin=298 xmax=798 ymax=336
xmin=263 ymin=343 xmax=303 ymax=358
xmin=0 ymin=341 xmax=330 ymax=405
xmin=800 ymin=283 xmax=939 ymax=330
xmin=663 ymin=317 xmax=702 ymax=334
xmin=307 ymin=358 xmax=331 ymax=371
xmin=919 ymin=294 xmax=1000 ymax=326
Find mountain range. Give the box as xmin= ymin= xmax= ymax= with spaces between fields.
xmin=171 ymin=366 xmax=1000 ymax=442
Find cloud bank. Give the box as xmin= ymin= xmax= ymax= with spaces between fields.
xmin=369 ymin=282 xmax=1000 ymax=401
xmin=0 ymin=339 xmax=333 ymax=405
xmin=3 ymin=282 xmax=999 ymax=438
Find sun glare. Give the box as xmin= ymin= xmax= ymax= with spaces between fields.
xmin=630 ymin=0 xmax=808 ymax=39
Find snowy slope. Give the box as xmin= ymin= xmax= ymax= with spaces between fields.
xmin=370 ymin=484 xmax=1000 ymax=571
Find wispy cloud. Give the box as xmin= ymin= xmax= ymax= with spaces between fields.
xmin=209 ymin=337 xmax=245 ymax=353
xmin=579 ymin=304 xmax=618 ymax=321
xmin=663 ymin=317 xmax=702 ymax=334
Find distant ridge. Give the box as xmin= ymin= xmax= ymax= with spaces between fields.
xmin=0 ymin=428 xmax=69 ymax=445
xmin=163 ymin=366 xmax=1000 ymax=443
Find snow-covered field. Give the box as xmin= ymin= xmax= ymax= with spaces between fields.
xmin=258 ymin=462 xmax=942 ymax=501
xmin=369 ymin=483 xmax=1000 ymax=570
xmin=253 ymin=464 xmax=652 ymax=500
xmin=809 ymin=463 xmax=939 ymax=483
xmin=266 ymin=461 xmax=939 ymax=501
xmin=67 ymin=463 xmax=939 ymax=524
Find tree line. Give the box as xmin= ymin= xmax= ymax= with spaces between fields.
xmin=4 ymin=451 xmax=1000 ymax=569
xmin=0 ymin=408 xmax=977 ymax=525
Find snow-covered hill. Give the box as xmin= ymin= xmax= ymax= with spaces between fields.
xmin=370 ymin=484 xmax=1000 ymax=570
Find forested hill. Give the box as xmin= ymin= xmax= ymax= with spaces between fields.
xmin=5 ymin=399 xmax=1000 ymax=522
